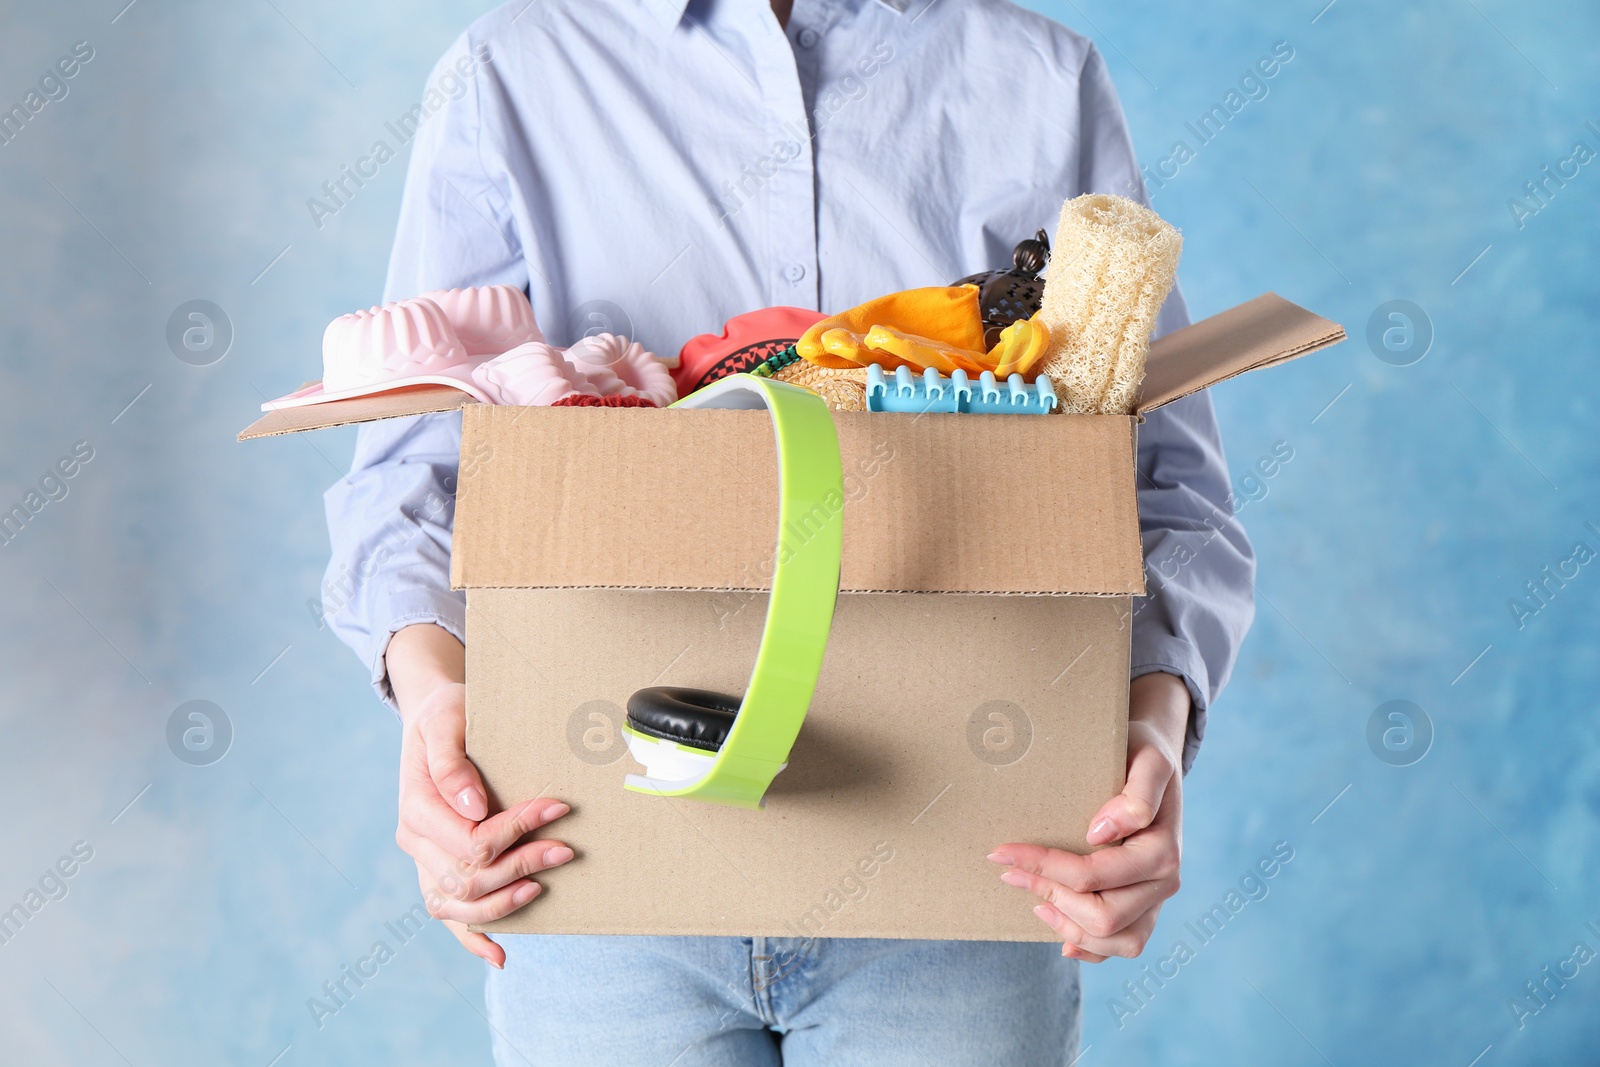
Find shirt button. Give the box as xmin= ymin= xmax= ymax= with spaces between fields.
xmin=798 ymin=27 xmax=820 ymax=48
xmin=784 ymin=263 xmax=807 ymax=283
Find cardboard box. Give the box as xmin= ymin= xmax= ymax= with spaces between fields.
xmin=242 ymin=293 xmax=1344 ymax=941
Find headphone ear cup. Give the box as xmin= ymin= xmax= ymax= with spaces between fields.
xmin=626 ymin=686 xmax=742 ymax=752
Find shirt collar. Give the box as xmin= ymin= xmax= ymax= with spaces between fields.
xmin=646 ymin=0 xmax=907 ymax=31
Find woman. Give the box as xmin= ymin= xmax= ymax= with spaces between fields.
xmin=324 ymin=1 xmax=1254 ymax=1062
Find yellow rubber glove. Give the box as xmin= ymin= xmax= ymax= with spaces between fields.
xmin=988 ymin=314 xmax=1052 ymax=378
xmin=858 ymin=325 xmax=989 ymax=374
xmin=797 ymin=286 xmax=990 ymax=370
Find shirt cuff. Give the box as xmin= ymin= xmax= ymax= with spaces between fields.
xmin=1130 ymin=636 xmax=1211 ymax=776
xmin=366 ymin=589 xmax=468 ymax=716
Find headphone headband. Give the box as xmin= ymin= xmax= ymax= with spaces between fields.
xmin=623 ymin=374 xmax=844 ymax=809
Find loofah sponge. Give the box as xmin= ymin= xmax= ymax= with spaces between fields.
xmin=1037 ymin=194 xmax=1182 ymax=415
xmin=772 ymin=360 xmax=869 ymax=412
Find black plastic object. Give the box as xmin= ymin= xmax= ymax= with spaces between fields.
xmin=626 ymin=686 xmax=742 ymax=752
xmin=954 ymin=229 xmax=1051 ymax=348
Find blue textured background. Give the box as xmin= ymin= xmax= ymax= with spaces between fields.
xmin=1 ymin=1 xmax=1595 ymax=1063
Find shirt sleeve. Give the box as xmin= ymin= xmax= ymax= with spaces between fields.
xmin=1075 ymin=43 xmax=1258 ymax=773
xmin=321 ymin=31 xmax=527 ymax=712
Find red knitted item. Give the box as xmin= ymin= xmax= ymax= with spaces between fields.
xmin=549 ymin=393 xmax=659 ymax=408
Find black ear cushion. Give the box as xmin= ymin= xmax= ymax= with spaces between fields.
xmin=626 ymin=686 xmax=741 ymax=752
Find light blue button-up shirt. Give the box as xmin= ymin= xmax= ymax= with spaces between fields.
xmin=322 ymin=0 xmax=1255 ymax=771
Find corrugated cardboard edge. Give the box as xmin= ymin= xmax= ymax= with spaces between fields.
xmin=237 ymin=385 xmax=475 ymax=441
xmin=1137 ymin=292 xmax=1346 ymax=414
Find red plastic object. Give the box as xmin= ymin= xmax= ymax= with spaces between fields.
xmin=675 ymin=306 xmax=825 ymax=396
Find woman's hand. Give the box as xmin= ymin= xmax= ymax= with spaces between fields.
xmin=988 ymin=671 xmax=1189 ymax=961
xmin=387 ymin=624 xmax=573 ymax=969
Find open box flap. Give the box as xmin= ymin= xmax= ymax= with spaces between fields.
xmin=1137 ymin=293 xmax=1346 ymax=414
xmin=236 ymin=385 xmax=475 ymax=441
xmin=451 ymin=405 xmax=1147 ymax=596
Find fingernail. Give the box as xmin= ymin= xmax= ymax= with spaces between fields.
xmin=1000 ymin=870 xmax=1027 ymax=888
xmin=539 ymin=802 xmax=570 ymax=823
xmin=986 ymin=851 xmax=1011 ymax=865
xmin=1033 ymin=905 xmax=1053 ymax=923
xmin=456 ymin=787 xmax=487 ymax=820
xmin=1088 ymin=818 xmax=1116 ymax=843
xmin=512 ymin=881 xmax=539 ymax=906
xmin=543 ymin=845 xmax=574 ymax=866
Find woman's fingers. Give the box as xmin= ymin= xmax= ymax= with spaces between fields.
xmin=398 ymin=775 xmax=573 ymax=965
xmin=426 ymin=873 xmax=544 ymax=926
xmin=1059 ymin=943 xmax=1109 ymax=963
xmin=991 ymin=824 xmax=1180 ymax=895
xmin=399 ymin=791 xmax=570 ymax=871
xmin=1001 ymin=865 xmax=1176 ymax=940
xmin=412 ymin=834 xmax=575 ymax=905
xmin=397 ymin=700 xmax=573 ymax=868
xmin=1087 ymin=741 xmax=1176 ymax=846
xmin=441 ymin=920 xmax=508 ymax=970
xmin=1042 ymin=907 xmax=1110 ymax=962
xmin=470 ymin=799 xmax=570 ymax=867
xmin=992 ymin=807 xmax=1181 ymax=956
xmin=1031 ymin=900 xmax=1160 ymax=960
xmin=988 ymin=675 xmax=1190 ymax=961
xmin=414 ymin=701 xmax=489 ymax=821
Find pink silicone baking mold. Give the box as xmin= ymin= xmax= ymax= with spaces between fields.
xmin=262 ymin=297 xmax=491 ymax=410
xmin=471 ymin=341 xmax=586 ymax=407
xmin=565 ymin=333 xmax=678 ymax=408
xmin=419 ymin=284 xmax=544 ymax=356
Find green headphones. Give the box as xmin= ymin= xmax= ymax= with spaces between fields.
xmin=622 ymin=374 xmax=844 ymax=809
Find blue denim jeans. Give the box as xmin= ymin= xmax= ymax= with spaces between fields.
xmin=485 ymin=935 xmax=1080 ymax=1066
